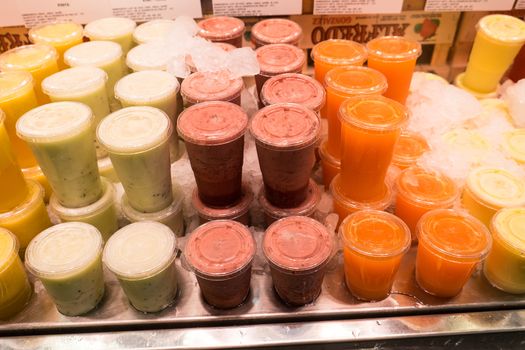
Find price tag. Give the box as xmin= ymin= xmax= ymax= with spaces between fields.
xmin=110 ymin=0 xmax=202 ymax=20
xmin=515 ymin=0 xmax=525 ymax=10
xmin=424 ymin=0 xmax=515 ymax=12
xmin=212 ymin=0 xmax=302 ymax=17
xmin=313 ymin=0 xmax=403 ymax=15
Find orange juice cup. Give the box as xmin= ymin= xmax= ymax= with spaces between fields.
xmin=415 ymin=209 xmax=492 ymax=298
xmin=198 ymin=16 xmax=245 ymax=48
xmin=318 ymin=139 xmax=340 ymax=188
xmin=395 ymin=167 xmax=459 ymax=240
xmin=251 ymin=18 xmax=302 ymax=48
xmin=392 ymin=132 xmax=429 ymax=169
xmin=366 ymin=36 xmax=422 ymax=105
xmin=340 ymin=210 xmax=411 ymax=301
xmin=339 ymin=95 xmax=407 ymax=201
xmin=324 ymin=66 xmax=387 ymax=159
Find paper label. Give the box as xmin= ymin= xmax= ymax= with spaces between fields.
xmin=515 ymin=0 xmax=525 ymax=10
xmin=212 ymin=0 xmax=302 ymax=17
xmin=424 ymin=0 xmax=515 ymax=12
xmin=313 ymin=0 xmax=404 ymax=15
xmin=0 ymin=6 xmax=24 ymax=27
xmin=110 ymin=0 xmax=202 ymax=20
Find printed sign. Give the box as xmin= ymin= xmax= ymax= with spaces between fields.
xmin=212 ymin=0 xmax=302 ymax=17
xmin=425 ymin=0 xmax=514 ymax=12
xmin=314 ymin=0 xmax=403 ymax=15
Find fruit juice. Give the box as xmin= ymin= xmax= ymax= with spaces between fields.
xmin=366 ymin=36 xmax=422 ymax=104
xmin=462 ymin=15 xmax=525 ymax=94
xmin=415 ymin=209 xmax=492 ymax=298
xmin=392 ymin=132 xmax=429 ymax=169
xmin=22 ymin=166 xmax=52 ymax=202
xmin=28 ymin=22 xmax=84 ymax=69
xmin=0 ymin=111 xmax=28 ymax=212
xmin=318 ymin=139 xmax=340 ymax=188
xmin=0 ymin=44 xmax=59 ymax=104
xmin=502 ymin=129 xmax=525 ymax=164
xmin=84 ymin=17 xmax=137 ymax=53
xmin=25 ymin=222 xmax=105 ymax=316
xmin=395 ymin=167 xmax=458 ymax=238
xmin=443 ymin=128 xmax=490 ymax=162
xmin=133 ymin=19 xmax=176 ymax=44
xmin=340 ymin=210 xmax=410 ymax=301
xmin=104 ymin=222 xmax=178 ymax=313
xmin=324 ymin=66 xmax=388 ymax=159
xmin=462 ymin=168 xmax=525 ymax=227
xmin=17 ymin=102 xmax=103 ymax=208
xmin=126 ymin=43 xmax=171 ymax=72
xmin=193 ymin=184 xmax=253 ymax=226
xmin=338 ymin=95 xmax=407 ymax=201
xmin=198 ymin=16 xmax=245 ymax=48
xmin=484 ymin=208 xmax=525 ymax=293
xmin=0 ymin=71 xmax=38 ymax=168
xmin=0 ymin=229 xmax=31 ymax=320
xmin=251 ymin=18 xmax=302 ymax=48
xmin=181 ymin=70 xmax=244 ymax=107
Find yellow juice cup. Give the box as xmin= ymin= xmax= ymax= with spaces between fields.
xmin=84 ymin=17 xmax=137 ymax=54
xmin=502 ymin=129 xmax=525 ymax=164
xmin=22 ymin=165 xmax=52 ymax=203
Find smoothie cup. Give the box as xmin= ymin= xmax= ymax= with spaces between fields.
xmin=126 ymin=43 xmax=171 ymax=72
xmin=0 ymin=44 xmax=59 ymax=104
xmin=415 ymin=209 xmax=492 ymax=298
xmin=180 ymin=70 xmax=244 ymax=108
xmin=318 ymin=139 xmax=340 ymax=188
xmin=133 ymin=19 xmax=176 ymax=44
xmin=484 ymin=208 xmax=525 ymax=294
xmin=340 ymin=210 xmax=411 ymax=301
xmin=97 ymin=106 xmax=173 ymax=213
xmin=366 ymin=36 xmax=422 ymax=104
xmin=104 ymin=221 xmax=178 ymax=313
xmin=184 ymin=220 xmax=256 ymax=309
xmin=84 ymin=17 xmax=137 ymax=54
xmin=177 ymin=101 xmax=247 ymax=206
xmin=251 ymin=18 xmax=302 ymax=48
xmin=392 ymin=132 xmax=429 ymax=169
xmin=250 ymin=103 xmax=320 ymax=208
xmin=17 ymin=102 xmax=103 ymax=208
xmin=502 ymin=129 xmax=525 ymax=164
xmin=25 ymin=222 xmax=105 ymax=316
xmin=339 ymin=95 xmax=407 ymax=201
xmin=28 ymin=21 xmax=84 ymax=69
xmin=198 ymin=16 xmax=245 ymax=48
xmin=0 ymin=229 xmax=32 ymax=320
xmin=263 ymin=216 xmax=332 ymax=306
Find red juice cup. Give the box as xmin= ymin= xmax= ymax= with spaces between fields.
xmin=250 ymin=103 xmax=321 ymax=208
xmin=251 ymin=18 xmax=302 ymax=48
xmin=192 ymin=184 xmax=253 ymax=225
xmin=180 ymin=70 xmax=244 ymax=108
xmin=198 ymin=16 xmax=245 ymax=48
xmin=178 ymin=101 xmax=248 ymax=207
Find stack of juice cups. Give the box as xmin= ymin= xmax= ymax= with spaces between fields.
xmin=177 ymin=101 xmax=253 ymax=225
xmin=17 ymin=102 xmax=118 ymax=242
xmin=198 ymin=16 xmax=245 ymax=48
xmin=181 ymin=70 xmax=244 ymax=108
xmin=84 ymin=17 xmax=137 ymax=54
xmin=251 ymin=18 xmax=302 ymax=48
xmin=250 ymin=103 xmax=322 ymax=226
xmin=133 ymin=19 xmax=176 ymax=45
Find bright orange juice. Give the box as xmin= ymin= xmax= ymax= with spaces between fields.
xmin=415 ymin=209 xmax=492 ymax=298
xmin=366 ymin=36 xmax=422 ymax=104
xmin=340 ymin=210 xmax=410 ymax=301
xmin=339 ymin=95 xmax=407 ymax=201
xmin=392 ymin=132 xmax=429 ymax=169
xmin=318 ymin=139 xmax=340 ymax=188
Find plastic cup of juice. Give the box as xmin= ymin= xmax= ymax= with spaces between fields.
xmin=392 ymin=132 xmax=429 ymax=169
xmin=484 ymin=208 xmax=525 ymax=294
xmin=177 ymin=101 xmax=247 ymax=206
xmin=97 ymin=156 xmax=119 ymax=183
xmin=97 ymin=106 xmax=173 ymax=213
xmin=17 ymin=101 xmax=103 ymax=208
xmin=263 ymin=216 xmax=332 ymax=305
xmin=0 ymin=44 xmax=59 ymax=104
xmin=395 ymin=167 xmax=459 ymax=239
xmin=22 ymin=166 xmax=52 ymax=202
xmin=133 ymin=19 xmax=176 ymax=44
xmin=338 ymin=95 xmax=407 ymax=201
xmin=415 ymin=209 xmax=492 ymax=298
xmin=64 ymin=41 xmax=125 ymax=111
xmin=25 ymin=222 xmax=105 ymax=316
xmin=181 ymin=70 xmax=244 ymax=108
xmin=251 ymin=18 xmax=302 ymax=48
xmin=28 ymin=21 xmax=84 ymax=69
xmin=198 ymin=16 xmax=245 ymax=48
xmin=366 ymin=36 xmax=422 ymax=104
xmin=84 ymin=17 xmax=137 ymax=54
xmin=502 ymin=129 xmax=525 ymax=164
xmin=104 ymin=221 xmax=178 ymax=313
xmin=0 ymin=71 xmax=39 ymax=169
xmin=0 ymin=228 xmax=32 ymax=320
xmin=324 ymin=66 xmax=388 ymax=160
xmin=340 ymin=210 xmax=411 ymax=301
xmin=126 ymin=43 xmax=171 ymax=72
xmin=318 ymin=139 xmax=340 ymax=188
xmin=50 ymin=177 xmax=118 ymax=242
xmin=250 ymin=103 xmax=320 ymax=208
xmin=460 ymin=15 xmax=525 ymax=95
xmin=462 ymin=167 xmax=525 ymax=227
xmin=184 ymin=220 xmax=256 ymax=309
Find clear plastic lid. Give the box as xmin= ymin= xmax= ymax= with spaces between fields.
xmin=0 ymin=180 xmax=45 ymax=223
xmin=25 ymin=222 xmax=103 ymax=278
xmin=0 ymin=71 xmax=34 ymax=101
xmin=177 ymin=101 xmax=247 ymax=146
xmin=311 ymin=39 xmax=367 ymax=65
xmin=0 ymin=44 xmax=58 ymax=71
xmin=181 ymin=70 xmax=244 ymax=104
xmin=114 ymin=70 xmax=179 ymax=104
xmin=340 ymin=210 xmax=411 ymax=258
xmin=331 ymin=174 xmax=392 ymax=212
xmin=103 ymin=221 xmax=176 ymax=280
xmin=17 ymin=101 xmax=93 ymax=143
xmin=121 ymin=183 xmax=183 ymax=223
xmin=192 ymin=184 xmax=253 ymax=221
xmin=477 ymin=14 xmax=525 ymax=44
xmin=97 ymin=106 xmax=172 ymax=153
xmin=325 ymin=66 xmax=388 ymax=97
xmin=503 ymin=129 xmax=525 ymax=163
xmin=184 ymin=220 xmax=256 ymax=278
xmin=126 ymin=43 xmax=171 ymax=72
xmin=29 ymin=22 xmax=84 ymax=45
xmin=250 ymin=103 xmax=321 ymax=151
xmin=491 ymin=208 xmax=525 ymax=253
xmin=0 ymin=228 xmax=19 ymax=273
xmin=255 ymin=44 xmax=305 ymax=76
xmin=263 ymin=216 xmax=332 ymax=272
xmin=339 ymin=95 xmax=408 ymax=132
xmin=443 ymin=128 xmax=490 ymax=152
xmin=42 ymin=66 xmax=108 ymax=97
xmin=417 ymin=209 xmax=492 ymax=261
xmin=133 ymin=19 xmax=177 ymax=44
xmin=64 ymin=41 xmax=122 ymax=67
xmin=392 ymin=131 xmax=429 ymax=169
xmin=84 ymin=17 xmax=137 ymax=40
xmin=466 ymin=167 xmax=525 ymax=209
xmin=198 ymin=16 xmax=245 ymax=41
xmin=261 ymin=73 xmax=325 ymax=112
xmin=251 ymin=19 xmax=302 ymax=45
xmin=366 ymin=36 xmax=422 ymax=61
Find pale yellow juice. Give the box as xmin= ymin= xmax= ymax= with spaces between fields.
xmin=84 ymin=17 xmax=136 ymax=54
